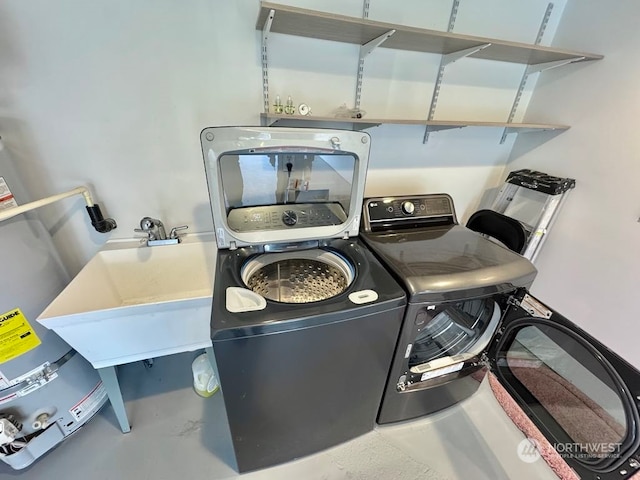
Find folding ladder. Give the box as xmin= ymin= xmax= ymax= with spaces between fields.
xmin=467 ymin=169 xmax=575 ymax=263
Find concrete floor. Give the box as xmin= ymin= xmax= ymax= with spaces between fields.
xmin=2 ymin=352 xmax=559 ymax=480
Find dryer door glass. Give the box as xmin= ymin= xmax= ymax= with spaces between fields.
xmin=500 ymin=324 xmax=626 ymax=455
xmin=489 ymin=291 xmax=640 ymax=478
xmin=408 ymin=297 xmax=501 ymax=370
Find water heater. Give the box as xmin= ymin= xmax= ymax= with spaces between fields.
xmin=0 ymin=142 xmax=107 ymax=470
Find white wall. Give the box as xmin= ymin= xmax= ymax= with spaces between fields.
xmin=0 ymin=0 xmax=262 ymax=273
xmin=0 ymin=0 xmax=567 ymax=276
xmin=508 ymin=1 xmax=640 ymax=367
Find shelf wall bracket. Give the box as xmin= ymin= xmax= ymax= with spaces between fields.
xmin=503 ymin=126 xmax=560 ymax=136
xmin=426 ymin=124 xmax=467 ymax=134
xmin=422 ymin=43 xmax=489 ymax=144
xmin=423 ymin=0 xmax=483 ymax=144
xmin=499 ymin=55 xmax=586 ymax=144
xmin=261 ymin=9 xmax=275 ymax=114
xmin=525 ymin=57 xmax=585 ymax=76
xmin=441 ymin=44 xmax=492 ymax=67
xmin=499 ymin=56 xmax=584 ymax=144
xmin=361 ymin=30 xmax=396 ymax=58
xmin=354 ymin=30 xmax=396 ymax=112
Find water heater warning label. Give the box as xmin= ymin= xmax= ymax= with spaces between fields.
xmin=0 ymin=308 xmax=42 ymax=364
xmin=0 ymin=177 xmax=18 ymax=211
xmin=70 ymin=381 xmax=107 ymax=422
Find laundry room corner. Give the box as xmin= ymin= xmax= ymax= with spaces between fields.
xmin=2 ymin=0 xmax=639 ymax=479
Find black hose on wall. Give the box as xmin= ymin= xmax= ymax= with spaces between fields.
xmin=86 ymin=204 xmax=117 ymax=233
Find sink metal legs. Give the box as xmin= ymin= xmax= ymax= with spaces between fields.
xmin=96 ymin=347 xmax=215 ymax=434
xmin=97 ymin=366 xmax=131 ymax=433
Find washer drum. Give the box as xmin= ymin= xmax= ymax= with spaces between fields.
xmin=241 ymin=250 xmax=354 ymax=303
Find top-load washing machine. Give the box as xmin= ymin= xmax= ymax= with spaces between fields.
xmin=361 ymin=194 xmax=640 ymax=480
xmin=200 ymin=127 xmax=406 ymax=473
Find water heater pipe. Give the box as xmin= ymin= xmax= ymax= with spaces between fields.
xmin=0 ymin=186 xmax=117 ymax=233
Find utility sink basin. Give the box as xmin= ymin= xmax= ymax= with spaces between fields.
xmin=38 ymin=234 xmax=216 ymax=369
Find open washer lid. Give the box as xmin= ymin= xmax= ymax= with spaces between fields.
xmin=201 ymin=127 xmax=371 ymax=249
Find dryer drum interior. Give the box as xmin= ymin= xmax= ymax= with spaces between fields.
xmin=241 ymin=249 xmax=355 ymax=303
xmin=410 ymin=297 xmax=498 ymax=367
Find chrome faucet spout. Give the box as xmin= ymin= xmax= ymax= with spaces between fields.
xmin=135 ymin=217 xmax=187 ymax=246
xmin=139 ymin=217 xmax=166 ymax=240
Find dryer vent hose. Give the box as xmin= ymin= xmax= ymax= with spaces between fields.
xmin=86 ymin=204 xmax=117 ymax=233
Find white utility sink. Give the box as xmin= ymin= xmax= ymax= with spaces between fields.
xmin=38 ymin=234 xmax=216 ymax=369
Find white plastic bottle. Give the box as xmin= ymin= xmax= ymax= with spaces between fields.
xmin=191 ymin=352 xmax=219 ymax=398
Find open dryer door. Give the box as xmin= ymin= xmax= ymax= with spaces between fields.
xmin=488 ymin=289 xmax=640 ymax=479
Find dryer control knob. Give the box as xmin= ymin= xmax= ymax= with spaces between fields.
xmin=282 ymin=210 xmax=298 ymax=226
xmin=402 ymin=201 xmax=415 ymax=215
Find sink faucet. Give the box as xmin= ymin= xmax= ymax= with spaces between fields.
xmin=139 ymin=217 xmax=166 ymax=240
xmin=135 ymin=217 xmax=188 ymax=246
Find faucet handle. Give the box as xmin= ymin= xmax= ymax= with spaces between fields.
xmin=134 ymin=228 xmax=151 ymax=244
xmin=169 ymin=225 xmax=188 ymax=240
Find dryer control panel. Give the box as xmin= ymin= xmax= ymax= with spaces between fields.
xmin=361 ymin=194 xmax=457 ymax=232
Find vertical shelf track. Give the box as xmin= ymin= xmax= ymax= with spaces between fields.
xmin=261 ymin=9 xmax=275 ymax=115
xmin=499 ymin=3 xmax=584 ymax=144
xmin=354 ymin=0 xmax=395 ymax=114
xmin=423 ymin=0 xmax=492 ymax=143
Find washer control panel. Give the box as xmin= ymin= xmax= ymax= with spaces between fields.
xmin=361 ymin=194 xmax=457 ymax=232
xmin=227 ymin=203 xmax=348 ymax=232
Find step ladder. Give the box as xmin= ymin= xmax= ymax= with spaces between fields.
xmin=467 ymin=169 xmax=575 ymax=262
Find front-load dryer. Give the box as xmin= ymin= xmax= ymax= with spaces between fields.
xmin=360 ymin=194 xmax=537 ymax=424
xmin=360 ymin=193 xmax=640 ymax=480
